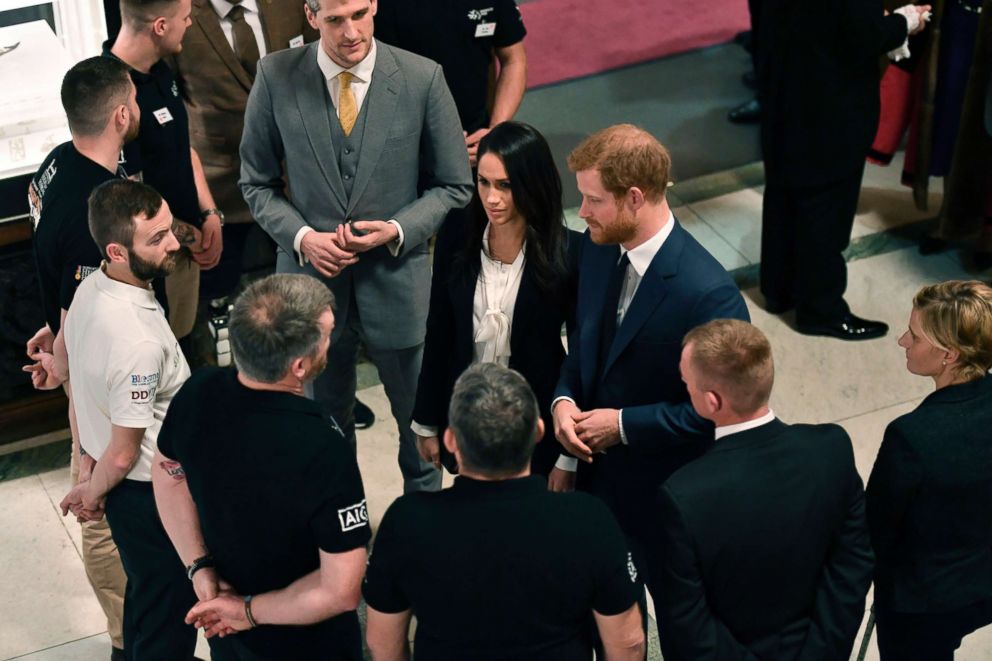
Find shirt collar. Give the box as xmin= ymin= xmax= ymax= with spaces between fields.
xmin=715 ymin=410 xmax=776 ymax=441
xmin=93 ymin=264 xmax=160 ymax=310
xmin=452 ymin=474 xmax=546 ymax=496
xmin=210 ymin=0 xmax=259 ymax=18
xmin=316 ymin=38 xmax=376 ymax=84
xmin=620 ymin=211 xmax=675 ymax=276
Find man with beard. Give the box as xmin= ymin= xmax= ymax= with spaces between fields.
xmin=153 ymin=274 xmax=370 ymax=659
xmin=549 ymin=124 xmax=750 ymax=647
xmin=59 ymin=179 xmax=198 ymax=660
xmin=23 ymin=56 xmax=137 ymax=660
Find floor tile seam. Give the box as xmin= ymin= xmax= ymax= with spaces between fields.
xmin=3 ymin=632 xmax=105 ymax=661
xmin=37 ymin=473 xmax=85 ymax=561
xmin=679 ymin=201 xmax=754 ymax=266
xmin=827 ymin=395 xmax=925 ymax=426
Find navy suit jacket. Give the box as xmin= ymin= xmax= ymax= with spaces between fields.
xmin=554 ymin=220 xmax=750 ymax=535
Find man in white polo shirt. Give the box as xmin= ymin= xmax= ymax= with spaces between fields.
xmin=59 ymin=178 xmax=198 ymax=660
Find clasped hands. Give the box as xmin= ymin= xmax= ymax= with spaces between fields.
xmin=184 ymin=569 xmax=246 ymax=639
xmin=300 ymin=220 xmax=398 ymax=278
xmin=22 ymin=325 xmax=63 ymax=390
xmin=59 ymin=478 xmax=104 ymax=524
xmin=552 ymin=400 xmax=622 ymax=462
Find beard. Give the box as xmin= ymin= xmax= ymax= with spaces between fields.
xmin=593 ymin=202 xmax=639 ymax=245
xmin=124 ymin=112 xmax=140 ymax=144
xmin=302 ymin=348 xmax=329 ymax=383
xmin=128 ymin=249 xmax=177 ymax=281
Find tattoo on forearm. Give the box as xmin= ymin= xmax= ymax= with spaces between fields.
xmin=172 ymin=221 xmax=197 ymax=247
xmin=159 ymin=460 xmax=186 ymax=481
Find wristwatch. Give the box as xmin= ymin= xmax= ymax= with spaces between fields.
xmin=200 ymin=208 xmax=225 ymax=226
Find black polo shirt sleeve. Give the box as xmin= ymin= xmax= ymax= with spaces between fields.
xmin=57 ymin=220 xmax=103 ymax=315
xmin=307 ymin=440 xmax=372 ymax=554
xmin=362 ymin=498 xmax=412 ymax=613
xmin=493 ymin=0 xmax=527 ymax=49
xmin=588 ymin=501 xmax=642 ymax=616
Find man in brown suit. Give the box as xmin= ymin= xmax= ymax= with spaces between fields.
xmin=171 ymin=0 xmax=317 ymax=301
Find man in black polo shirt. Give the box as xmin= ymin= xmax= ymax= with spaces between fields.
xmin=105 ymin=0 xmax=224 ymax=356
xmin=376 ymin=0 xmax=527 ymax=165
xmin=25 ymin=56 xmax=138 ymax=661
xmin=363 ymin=363 xmax=645 ymax=660
xmin=153 ymin=273 xmax=370 ymax=660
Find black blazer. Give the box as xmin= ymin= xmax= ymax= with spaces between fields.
xmin=412 ymin=214 xmax=582 ymax=476
xmin=757 ymin=0 xmax=908 ymax=185
xmin=655 ymin=419 xmax=874 ymax=661
xmin=866 ymin=375 xmax=992 ymax=614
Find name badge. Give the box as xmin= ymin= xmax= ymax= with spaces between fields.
xmin=289 ymin=34 xmax=304 ymax=48
xmin=153 ymin=107 xmax=174 ymax=125
xmin=475 ymin=22 xmax=496 ymax=37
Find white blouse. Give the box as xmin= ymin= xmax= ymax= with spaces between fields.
xmin=411 ymin=224 xmax=526 ymax=438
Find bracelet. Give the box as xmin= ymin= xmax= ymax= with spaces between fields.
xmin=200 ymin=207 xmax=225 ymax=226
xmin=186 ymin=554 xmax=214 ymax=581
xmin=244 ymin=594 xmax=258 ymax=628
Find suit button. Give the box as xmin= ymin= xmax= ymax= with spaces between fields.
xmin=344 ymin=148 xmax=352 ymax=155
xmin=344 ymin=174 xmax=351 ymax=180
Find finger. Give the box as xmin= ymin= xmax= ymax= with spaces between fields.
xmin=572 ymin=410 xmax=593 ymax=422
xmin=22 ymin=363 xmax=43 ymax=373
xmin=564 ymin=429 xmax=593 ymax=460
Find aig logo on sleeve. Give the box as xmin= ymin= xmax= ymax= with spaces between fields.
xmin=627 ymin=552 xmax=638 ymax=583
xmin=338 ymin=499 xmax=370 ymax=532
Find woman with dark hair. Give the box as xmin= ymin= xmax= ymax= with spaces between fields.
xmin=411 ymin=121 xmax=581 ymax=477
xmin=866 ymin=279 xmax=992 ymax=660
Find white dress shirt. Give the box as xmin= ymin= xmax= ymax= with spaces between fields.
xmin=554 ymin=213 xmax=676 ymax=472
xmin=293 ymin=41 xmax=404 ymax=262
xmin=208 ymin=0 xmax=268 ymax=57
xmin=411 ymin=225 xmax=526 ymax=438
xmin=714 ymin=410 xmax=776 ymax=441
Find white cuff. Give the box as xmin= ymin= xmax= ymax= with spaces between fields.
xmin=551 ymin=396 xmax=576 ymax=411
xmin=386 ymin=219 xmax=404 ymax=256
xmin=618 ymin=409 xmax=628 ymax=445
xmin=410 ymin=420 xmax=438 ymax=437
xmin=293 ymin=226 xmax=314 ymax=266
xmin=555 ymin=455 xmax=578 ymax=472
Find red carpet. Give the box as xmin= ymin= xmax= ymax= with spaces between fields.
xmin=520 ymin=0 xmax=751 ymax=88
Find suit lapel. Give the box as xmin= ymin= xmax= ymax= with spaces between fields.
xmin=192 ymin=0 xmax=254 ymax=91
xmin=601 ymin=222 xmax=685 ymax=376
xmin=346 ymin=41 xmax=400 ymax=217
xmin=579 ymin=243 xmax=619 ymax=399
xmin=510 ymin=259 xmax=540 ymax=356
xmin=293 ymin=43 xmax=348 ymax=209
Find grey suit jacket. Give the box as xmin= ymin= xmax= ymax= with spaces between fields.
xmin=240 ymin=40 xmax=473 ymax=349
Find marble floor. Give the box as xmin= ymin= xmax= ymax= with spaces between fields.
xmin=4 ymin=155 xmax=991 ymax=660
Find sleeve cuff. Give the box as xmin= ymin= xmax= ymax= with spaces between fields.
xmin=386 ymin=220 xmax=404 ymax=257
xmin=555 ymin=455 xmax=578 ymax=472
xmin=293 ymin=226 xmax=314 ymax=266
xmin=618 ymin=409 xmax=628 ymax=445
xmin=410 ymin=420 xmax=438 ymax=437
xmin=551 ymin=396 xmax=576 ymax=411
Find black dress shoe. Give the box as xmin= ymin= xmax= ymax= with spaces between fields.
xmin=796 ymin=314 xmax=889 ymax=341
xmin=728 ymin=98 xmax=761 ymax=124
xmin=110 ymin=648 xmax=125 ymax=661
xmin=354 ymin=398 xmax=375 ymax=430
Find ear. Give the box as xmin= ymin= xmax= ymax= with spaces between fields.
xmin=305 ymin=4 xmax=319 ymax=29
xmin=943 ymin=348 xmax=961 ymax=366
xmin=151 ymin=16 xmax=168 ymax=37
xmin=289 ymin=355 xmax=308 ymax=381
xmin=442 ymin=427 xmax=458 ymax=454
xmin=534 ymin=418 xmax=545 ymax=442
xmin=105 ymin=242 xmax=129 ymax=264
xmin=626 ymin=186 xmax=646 ymax=212
xmin=704 ymin=390 xmax=722 ymax=416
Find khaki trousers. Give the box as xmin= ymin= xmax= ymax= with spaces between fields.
xmin=70 ymin=446 xmax=127 ymax=649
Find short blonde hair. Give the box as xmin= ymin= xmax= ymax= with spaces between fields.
xmin=913 ymin=280 xmax=992 ymax=382
xmin=683 ymin=319 xmax=774 ymax=415
xmin=567 ymin=124 xmax=671 ymax=203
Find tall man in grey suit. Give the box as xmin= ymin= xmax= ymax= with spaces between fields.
xmin=240 ymin=0 xmax=473 ymax=492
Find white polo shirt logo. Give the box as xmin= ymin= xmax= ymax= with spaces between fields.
xmin=338 ymin=499 xmax=369 ymax=532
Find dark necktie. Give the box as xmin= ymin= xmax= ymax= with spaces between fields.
xmin=598 ymin=252 xmax=630 ymax=369
xmin=227 ymin=3 xmax=260 ymax=79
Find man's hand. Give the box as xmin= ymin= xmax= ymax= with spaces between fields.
xmin=574 ymin=408 xmax=622 ymax=453
xmin=553 ymin=400 xmax=593 ymax=462
xmin=25 ymin=325 xmax=54 ymax=358
xmin=300 ymin=230 xmax=359 ymax=278
xmin=464 ymin=128 xmax=490 ymax=168
xmin=186 ymin=593 xmax=249 ymax=638
xmin=60 ymin=482 xmax=104 ymax=522
xmin=336 ymin=221 xmax=399 ymax=254
xmin=417 ymin=435 xmax=441 ymax=471
xmin=547 ymin=466 xmax=576 ymax=493
xmin=22 ymin=351 xmax=64 ymax=390
xmin=192 ymin=214 xmax=223 ymax=269
xmin=191 ymin=566 xmax=233 ymax=603
xmin=77 ymin=452 xmax=96 ymax=485
xmin=910 ymin=4 xmax=932 ymax=34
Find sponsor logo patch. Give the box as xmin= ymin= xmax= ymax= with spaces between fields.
xmin=130 ymin=373 xmax=160 ymax=387
xmin=338 ymin=499 xmax=369 ymax=532
xmin=75 ymin=265 xmax=98 ymax=282
xmin=627 ymin=552 xmax=638 ymax=583
xmin=467 ymin=7 xmax=493 ymax=20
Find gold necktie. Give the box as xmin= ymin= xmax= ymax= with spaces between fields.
xmin=337 ymin=71 xmax=357 ymax=136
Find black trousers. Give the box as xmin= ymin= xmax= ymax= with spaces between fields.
xmin=105 ymin=479 xmax=197 ymax=660
xmin=760 ymin=164 xmax=865 ymax=323
xmin=876 ymin=599 xmax=992 ymax=661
